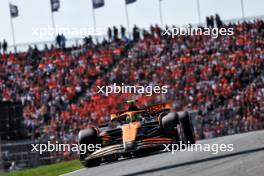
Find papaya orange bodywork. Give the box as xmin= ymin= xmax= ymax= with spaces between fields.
xmin=122 ymin=121 xmax=141 ymax=142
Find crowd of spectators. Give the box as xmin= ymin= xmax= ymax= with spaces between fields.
xmin=194 ymin=74 xmax=264 ymax=139
xmin=0 ymin=39 xmax=127 ymax=141
xmin=0 ymin=18 xmax=263 ymax=144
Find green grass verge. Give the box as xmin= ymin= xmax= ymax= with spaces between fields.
xmin=1 ymin=160 xmax=83 ymax=176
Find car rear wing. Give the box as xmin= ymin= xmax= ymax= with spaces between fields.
xmin=110 ymin=102 xmax=172 ymax=121
xmin=145 ymin=103 xmax=172 ymax=113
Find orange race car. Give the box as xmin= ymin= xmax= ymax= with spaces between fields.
xmin=78 ymin=100 xmax=196 ymax=167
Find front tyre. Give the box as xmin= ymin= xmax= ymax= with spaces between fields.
xmin=78 ymin=128 xmax=101 ymax=167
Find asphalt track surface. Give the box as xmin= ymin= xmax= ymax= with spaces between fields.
xmin=63 ymin=130 xmax=264 ymax=176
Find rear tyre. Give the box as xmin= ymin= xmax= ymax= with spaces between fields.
xmin=178 ymin=112 xmax=195 ymax=144
xmin=161 ymin=112 xmax=179 ymax=137
xmin=78 ymin=128 xmax=102 ymax=167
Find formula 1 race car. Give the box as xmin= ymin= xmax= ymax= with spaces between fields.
xmin=78 ymin=100 xmax=195 ymax=167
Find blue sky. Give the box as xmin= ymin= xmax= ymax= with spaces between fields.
xmin=0 ymin=0 xmax=263 ymax=45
